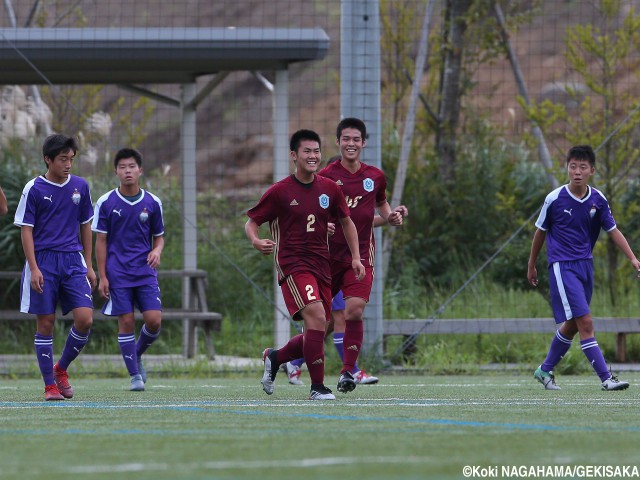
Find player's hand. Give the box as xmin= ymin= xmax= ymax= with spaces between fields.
xmin=527 ymin=265 xmax=538 ymax=287
xmin=98 ymin=277 xmax=110 ymax=299
xmin=147 ymin=249 xmax=162 ymax=269
xmin=328 ymin=222 xmax=336 ymax=236
xmin=387 ymin=210 xmax=403 ymax=226
xmin=30 ymin=267 xmax=44 ymax=294
xmin=253 ymin=238 xmax=276 ymax=255
xmin=352 ymin=259 xmax=365 ymax=281
xmin=631 ymin=258 xmax=640 ymax=278
xmin=394 ymin=205 xmax=408 ymax=218
xmin=86 ymin=267 xmax=97 ymax=290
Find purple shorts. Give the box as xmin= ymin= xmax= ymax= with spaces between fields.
xmin=102 ymin=284 xmax=162 ymax=316
xmin=20 ymin=251 xmax=93 ymax=315
xmin=331 ymin=290 xmax=345 ymax=311
xmin=549 ymin=259 xmax=593 ymax=323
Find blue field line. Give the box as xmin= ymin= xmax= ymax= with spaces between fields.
xmin=1 ymin=399 xmax=640 ymax=434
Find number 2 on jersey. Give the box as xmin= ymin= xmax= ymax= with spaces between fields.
xmin=307 ymin=214 xmax=315 ymax=232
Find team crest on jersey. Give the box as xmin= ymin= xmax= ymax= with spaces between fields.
xmin=589 ymin=204 xmax=597 ymax=218
xmin=139 ymin=208 xmax=149 ymax=223
xmin=363 ymin=178 xmax=374 ymax=192
xmin=71 ymin=189 xmax=81 ymax=205
xmin=319 ymin=194 xmax=330 ymax=209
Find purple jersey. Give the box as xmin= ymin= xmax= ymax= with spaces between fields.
xmin=92 ymin=189 xmax=164 ymax=288
xmin=535 ymin=185 xmax=616 ymax=265
xmin=14 ymin=175 xmax=93 ymax=251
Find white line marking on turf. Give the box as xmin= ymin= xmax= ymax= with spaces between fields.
xmin=65 ymin=456 xmax=428 ymax=474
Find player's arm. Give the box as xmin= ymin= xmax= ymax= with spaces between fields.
xmin=0 ymin=185 xmax=7 ymax=216
xmin=148 ymin=235 xmax=164 ymax=269
xmin=608 ymin=228 xmax=640 ymax=274
xmin=527 ymin=229 xmax=547 ymax=287
xmin=338 ymin=216 xmax=365 ymax=280
xmin=80 ymin=221 xmax=97 ymax=289
xmin=95 ymin=232 xmax=109 ymax=299
xmin=245 ymin=218 xmax=275 ymax=255
xmin=21 ymin=225 xmax=43 ymax=294
xmin=373 ymin=204 xmax=408 ymax=227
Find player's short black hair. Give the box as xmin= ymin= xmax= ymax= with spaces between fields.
xmin=290 ymin=129 xmax=321 ymax=153
xmin=336 ymin=117 xmax=367 ymax=140
xmin=566 ymin=145 xmax=596 ymax=166
xmin=114 ymin=148 xmax=143 ymax=168
xmin=42 ymin=134 xmax=77 ymax=164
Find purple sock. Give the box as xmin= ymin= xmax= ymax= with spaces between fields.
xmin=34 ymin=333 xmax=54 ymax=386
xmin=136 ymin=324 xmax=160 ymax=358
xmin=290 ymin=357 xmax=305 ymax=368
xmin=541 ymin=330 xmax=573 ymax=372
xmin=333 ymin=333 xmax=360 ymax=374
xmin=118 ymin=333 xmax=139 ymax=376
xmin=58 ymin=326 xmax=90 ymax=370
xmin=581 ymin=337 xmax=610 ymax=381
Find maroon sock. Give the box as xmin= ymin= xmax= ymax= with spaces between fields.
xmin=342 ymin=320 xmax=363 ymax=374
xmin=303 ymin=329 xmax=326 ymax=385
xmin=274 ymin=334 xmax=304 ymax=365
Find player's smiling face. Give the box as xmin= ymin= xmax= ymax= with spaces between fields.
xmin=292 ymin=139 xmax=321 ymax=175
xmin=45 ymin=150 xmax=74 ymax=183
xmin=116 ymin=157 xmax=142 ymax=186
xmin=337 ymin=127 xmax=365 ymax=163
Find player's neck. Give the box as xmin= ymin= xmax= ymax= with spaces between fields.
xmin=44 ymin=171 xmax=68 ymax=184
xmin=294 ymin=171 xmax=315 ymax=184
xmin=340 ymin=158 xmax=361 ymax=173
xmin=119 ymin=185 xmax=141 ymax=196
xmin=568 ymin=183 xmax=589 ymax=199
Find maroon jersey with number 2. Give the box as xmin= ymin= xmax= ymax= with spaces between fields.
xmin=247 ymin=174 xmax=351 ymax=284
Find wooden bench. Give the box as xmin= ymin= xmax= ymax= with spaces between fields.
xmin=383 ymin=317 xmax=640 ymax=362
xmin=0 ymin=269 xmax=222 ymax=359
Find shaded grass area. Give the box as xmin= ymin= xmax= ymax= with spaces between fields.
xmin=1 ymin=375 xmax=639 ymax=480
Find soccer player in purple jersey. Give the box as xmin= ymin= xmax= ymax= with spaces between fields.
xmin=93 ymin=148 xmax=165 ymax=392
xmin=317 ymin=117 xmax=404 ymax=393
xmin=14 ymin=134 xmax=95 ymax=401
xmin=528 ymin=145 xmax=639 ymax=391
xmin=246 ymin=129 xmax=365 ymax=400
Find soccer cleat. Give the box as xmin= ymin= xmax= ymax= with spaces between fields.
xmin=286 ymin=362 xmax=304 ymax=385
xmin=309 ymin=384 xmax=336 ymax=400
xmin=337 ymin=370 xmax=357 ymax=393
xmin=53 ymin=362 xmax=74 ymax=398
xmin=353 ymin=370 xmax=379 ymax=385
xmin=44 ymin=384 xmax=65 ymax=401
xmin=601 ymin=375 xmax=630 ymax=391
xmin=130 ymin=374 xmax=145 ymax=391
xmin=137 ymin=356 xmax=147 ymax=383
xmin=533 ymin=365 xmax=560 ymax=390
xmin=261 ymin=348 xmax=278 ymax=395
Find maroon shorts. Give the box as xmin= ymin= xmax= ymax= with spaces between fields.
xmin=281 ymin=272 xmax=331 ymax=321
xmin=331 ymin=261 xmax=373 ymax=303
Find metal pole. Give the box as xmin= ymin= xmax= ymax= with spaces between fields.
xmin=341 ymin=0 xmax=383 ymax=355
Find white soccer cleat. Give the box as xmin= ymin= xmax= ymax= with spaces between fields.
xmin=285 ymin=362 xmax=304 ymax=385
xmin=533 ymin=365 xmax=560 ymax=390
xmin=601 ymin=375 xmax=629 ymax=391
xmin=353 ymin=370 xmax=379 ymax=385
xmin=261 ymin=348 xmax=277 ymax=395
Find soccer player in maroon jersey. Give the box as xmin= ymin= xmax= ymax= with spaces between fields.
xmin=245 ymin=129 xmax=365 ymax=400
xmin=318 ymin=117 xmax=404 ymax=393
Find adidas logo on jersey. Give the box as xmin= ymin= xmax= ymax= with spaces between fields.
xmin=290 ymin=199 xmax=299 ymax=206
xmin=336 ymin=180 xmax=343 ymax=186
